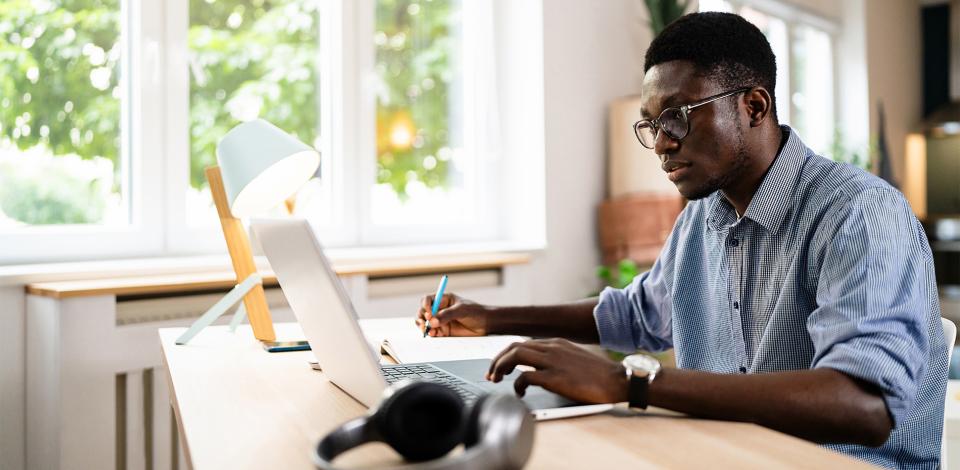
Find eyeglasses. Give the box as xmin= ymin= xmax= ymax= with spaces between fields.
xmin=632 ymin=87 xmax=751 ymax=150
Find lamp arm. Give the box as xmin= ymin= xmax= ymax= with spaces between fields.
xmin=229 ymin=303 xmax=247 ymax=332
xmin=176 ymin=273 xmax=263 ymax=345
xmin=206 ymin=165 xmax=276 ymax=341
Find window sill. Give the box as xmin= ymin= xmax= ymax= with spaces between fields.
xmin=3 ymin=240 xmax=543 ymax=296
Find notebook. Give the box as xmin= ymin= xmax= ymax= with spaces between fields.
xmin=380 ymin=335 xmax=528 ymax=364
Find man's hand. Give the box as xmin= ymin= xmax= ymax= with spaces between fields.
xmin=415 ymin=293 xmax=489 ymax=337
xmin=486 ymin=338 xmax=628 ymax=404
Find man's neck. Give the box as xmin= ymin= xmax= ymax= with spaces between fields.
xmin=722 ymin=126 xmax=788 ymax=216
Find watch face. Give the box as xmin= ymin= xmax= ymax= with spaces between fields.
xmin=623 ymin=354 xmax=660 ymax=375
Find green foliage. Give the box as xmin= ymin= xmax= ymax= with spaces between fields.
xmin=826 ymin=128 xmax=872 ymax=170
xmin=375 ymin=0 xmax=455 ymax=198
xmin=0 ymin=151 xmax=111 ymax=225
xmin=643 ymin=0 xmax=690 ymax=36
xmin=592 ymin=258 xmax=641 ymax=297
xmin=597 ymin=258 xmax=641 ymax=290
xmin=0 ymin=0 xmax=456 ymax=226
xmin=0 ymin=0 xmax=121 ymax=177
xmin=0 ymin=0 xmax=122 ymax=224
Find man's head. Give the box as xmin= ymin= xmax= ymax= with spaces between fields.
xmin=640 ymin=12 xmax=779 ymax=201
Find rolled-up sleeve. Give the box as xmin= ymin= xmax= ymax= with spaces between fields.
xmin=594 ymin=270 xmax=673 ymax=353
xmin=593 ymin=208 xmax=684 ymax=354
xmin=808 ymin=188 xmax=930 ymax=426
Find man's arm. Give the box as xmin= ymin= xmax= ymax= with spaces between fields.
xmin=485 ymin=338 xmax=893 ymax=447
xmin=648 ymin=366 xmax=893 ymax=446
xmin=486 ymin=298 xmax=600 ymax=342
xmin=415 ymin=294 xmax=600 ymax=342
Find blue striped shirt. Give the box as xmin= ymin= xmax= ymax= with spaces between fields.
xmin=594 ymin=126 xmax=947 ymax=468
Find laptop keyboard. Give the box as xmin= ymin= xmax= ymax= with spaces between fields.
xmin=380 ymin=364 xmax=481 ymax=404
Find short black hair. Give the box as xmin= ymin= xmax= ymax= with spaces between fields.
xmin=644 ymin=12 xmax=777 ymax=120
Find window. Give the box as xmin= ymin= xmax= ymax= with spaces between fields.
xmin=0 ymin=0 xmax=525 ymax=264
xmin=0 ymin=1 xmax=127 ymax=228
xmin=0 ymin=0 xmax=169 ymax=264
xmin=373 ymin=0 xmax=464 ymax=225
xmin=365 ymin=0 xmax=497 ymax=243
xmin=175 ymin=0 xmax=496 ymax=251
xmin=699 ymin=0 xmax=837 ymax=154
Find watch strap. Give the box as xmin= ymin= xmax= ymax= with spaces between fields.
xmin=627 ymin=374 xmax=649 ymax=409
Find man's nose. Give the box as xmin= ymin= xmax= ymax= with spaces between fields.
xmin=653 ymin=129 xmax=680 ymax=157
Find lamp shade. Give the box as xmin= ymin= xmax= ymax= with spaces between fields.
xmin=216 ymin=119 xmax=320 ymax=218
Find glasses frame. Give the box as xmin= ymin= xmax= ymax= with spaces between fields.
xmin=633 ymin=87 xmax=752 ymax=149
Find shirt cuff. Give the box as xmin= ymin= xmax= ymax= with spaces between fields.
xmin=813 ymin=336 xmax=924 ymax=427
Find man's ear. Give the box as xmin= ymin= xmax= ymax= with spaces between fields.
xmin=744 ymin=87 xmax=773 ymax=128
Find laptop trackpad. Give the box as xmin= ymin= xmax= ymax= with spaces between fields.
xmin=430 ymin=359 xmax=578 ymax=410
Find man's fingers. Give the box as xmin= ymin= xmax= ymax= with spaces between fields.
xmin=488 ymin=342 xmax=521 ymax=377
xmin=487 ymin=345 xmax=548 ymax=382
xmin=430 ymin=304 xmax=471 ymax=328
xmin=421 ymin=295 xmax=435 ymax=311
xmin=487 ymin=340 xmax=548 ymax=376
xmin=514 ymin=370 xmax=552 ymax=397
xmin=421 ymin=293 xmax=455 ymax=311
xmin=513 ymin=339 xmax=552 ymax=352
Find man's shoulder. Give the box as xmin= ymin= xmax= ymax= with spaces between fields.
xmin=794 ymin=153 xmax=922 ymax=260
xmin=794 ymin=152 xmax=907 ymax=219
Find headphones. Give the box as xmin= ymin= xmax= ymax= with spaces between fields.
xmin=313 ymin=381 xmax=535 ymax=470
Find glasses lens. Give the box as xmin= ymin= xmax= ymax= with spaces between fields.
xmin=634 ymin=121 xmax=657 ymax=149
xmin=660 ymin=108 xmax=688 ymax=140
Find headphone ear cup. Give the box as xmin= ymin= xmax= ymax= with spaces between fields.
xmin=373 ymin=381 xmax=467 ymax=462
xmin=464 ymin=394 xmax=535 ymax=470
xmin=463 ymin=394 xmax=492 ymax=448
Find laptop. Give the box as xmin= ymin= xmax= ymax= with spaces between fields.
xmin=251 ymin=218 xmax=614 ymax=420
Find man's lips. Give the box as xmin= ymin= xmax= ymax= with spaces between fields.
xmin=662 ymin=161 xmax=691 ymax=182
xmin=661 ymin=161 xmax=691 ymax=173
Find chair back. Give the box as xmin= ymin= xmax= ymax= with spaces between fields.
xmin=942 ymin=317 xmax=956 ymax=470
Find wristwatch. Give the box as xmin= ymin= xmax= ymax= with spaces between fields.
xmin=621 ymin=353 xmax=661 ymax=409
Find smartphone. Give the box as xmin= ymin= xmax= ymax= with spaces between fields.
xmin=261 ymin=340 xmax=311 ymax=353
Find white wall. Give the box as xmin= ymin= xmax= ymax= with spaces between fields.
xmin=0 ymin=286 xmax=25 ymax=470
xmin=865 ymin=0 xmax=923 ymax=181
xmin=529 ymin=0 xmax=651 ymax=303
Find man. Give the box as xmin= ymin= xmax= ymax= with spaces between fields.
xmin=415 ymin=12 xmax=947 ymax=468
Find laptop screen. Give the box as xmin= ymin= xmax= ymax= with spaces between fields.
xmin=251 ymin=218 xmax=387 ymax=407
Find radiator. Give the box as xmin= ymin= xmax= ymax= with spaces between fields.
xmin=26 ymin=287 xmax=295 ymax=470
xmin=115 ymin=368 xmax=187 ymax=470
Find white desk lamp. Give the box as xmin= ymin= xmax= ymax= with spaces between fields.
xmin=177 ymin=119 xmax=320 ymax=345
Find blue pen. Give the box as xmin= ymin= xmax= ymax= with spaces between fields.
xmin=423 ymin=275 xmax=449 ymax=337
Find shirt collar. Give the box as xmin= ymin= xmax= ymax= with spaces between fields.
xmin=706 ymin=125 xmax=809 ymax=233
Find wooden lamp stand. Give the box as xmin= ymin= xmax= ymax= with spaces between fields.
xmin=205 ymin=165 xmax=276 ymax=342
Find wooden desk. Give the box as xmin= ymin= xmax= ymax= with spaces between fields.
xmin=160 ymin=323 xmax=874 ymax=469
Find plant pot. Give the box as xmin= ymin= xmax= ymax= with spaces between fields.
xmin=598 ymin=193 xmax=685 ymax=265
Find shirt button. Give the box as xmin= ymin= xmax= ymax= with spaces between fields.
xmin=739 ymin=367 xmax=747 ymax=373
xmin=729 ymin=238 xmax=739 ymax=247
xmin=733 ymin=301 xmax=740 ymax=309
